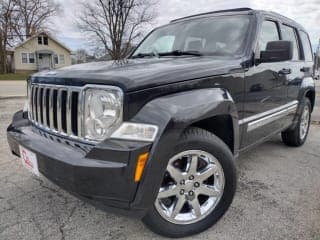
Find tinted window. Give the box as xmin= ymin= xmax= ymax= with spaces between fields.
xmin=299 ymin=31 xmax=313 ymax=61
xmin=259 ymin=21 xmax=279 ymax=51
xmin=281 ymin=25 xmax=299 ymax=60
xmin=132 ymin=15 xmax=251 ymax=57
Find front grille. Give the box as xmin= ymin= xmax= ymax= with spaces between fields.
xmin=28 ymin=84 xmax=83 ymax=138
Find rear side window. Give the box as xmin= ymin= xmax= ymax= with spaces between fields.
xmin=281 ymin=25 xmax=300 ymax=60
xmin=299 ymin=31 xmax=313 ymax=61
xmin=259 ymin=21 xmax=280 ymax=51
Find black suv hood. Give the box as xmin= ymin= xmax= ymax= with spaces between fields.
xmin=32 ymin=57 xmax=243 ymax=92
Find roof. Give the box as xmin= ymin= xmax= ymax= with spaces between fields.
xmin=170 ymin=8 xmax=305 ymax=30
xmin=14 ymin=32 xmax=72 ymax=53
xmin=171 ymin=8 xmax=254 ymax=22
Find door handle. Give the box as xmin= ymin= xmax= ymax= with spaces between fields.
xmin=300 ymin=67 xmax=310 ymax=73
xmin=278 ymin=68 xmax=291 ymax=75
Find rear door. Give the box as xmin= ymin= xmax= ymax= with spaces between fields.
xmin=287 ymin=30 xmax=314 ymax=102
xmin=241 ymin=19 xmax=290 ymax=148
xmin=280 ymin=24 xmax=305 ymax=104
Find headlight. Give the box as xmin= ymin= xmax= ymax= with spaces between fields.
xmin=84 ymin=87 xmax=123 ymax=141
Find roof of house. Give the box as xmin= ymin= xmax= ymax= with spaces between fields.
xmin=14 ymin=32 xmax=72 ymax=53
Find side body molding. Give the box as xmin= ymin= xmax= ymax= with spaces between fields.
xmin=129 ymin=88 xmax=240 ymax=213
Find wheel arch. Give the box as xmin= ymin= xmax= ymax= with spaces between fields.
xmin=305 ymin=89 xmax=315 ymax=112
xmin=188 ymin=115 xmax=235 ymax=154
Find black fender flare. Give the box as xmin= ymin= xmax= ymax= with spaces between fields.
xmin=129 ymin=88 xmax=240 ymax=213
xmin=290 ymin=76 xmax=315 ymax=129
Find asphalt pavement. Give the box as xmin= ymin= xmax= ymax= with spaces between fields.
xmin=0 ymin=97 xmax=320 ymax=240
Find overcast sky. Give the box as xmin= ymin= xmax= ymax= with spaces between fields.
xmin=53 ymin=0 xmax=320 ymax=52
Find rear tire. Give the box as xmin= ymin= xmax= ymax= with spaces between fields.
xmin=281 ymin=98 xmax=311 ymax=147
xmin=142 ymin=127 xmax=237 ymax=238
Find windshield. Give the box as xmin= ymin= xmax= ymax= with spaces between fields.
xmin=131 ymin=15 xmax=252 ymax=58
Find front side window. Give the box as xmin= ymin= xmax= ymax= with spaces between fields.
xmin=132 ymin=15 xmax=251 ymax=58
xmin=258 ymin=20 xmax=280 ymax=52
xmin=29 ymin=53 xmax=35 ymax=64
xmin=299 ymin=31 xmax=313 ymax=61
xmin=21 ymin=53 xmax=28 ymax=63
xmin=281 ymin=25 xmax=299 ymax=60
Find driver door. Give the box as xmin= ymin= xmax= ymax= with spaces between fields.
xmin=240 ymin=19 xmax=289 ymax=148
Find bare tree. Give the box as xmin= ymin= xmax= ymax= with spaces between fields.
xmin=78 ymin=0 xmax=156 ymax=60
xmin=13 ymin=0 xmax=61 ymax=41
xmin=73 ymin=48 xmax=90 ymax=64
xmin=0 ymin=0 xmax=17 ymax=73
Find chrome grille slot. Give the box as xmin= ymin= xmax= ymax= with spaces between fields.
xmin=29 ymin=84 xmax=82 ymax=139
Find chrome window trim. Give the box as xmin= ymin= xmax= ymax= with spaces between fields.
xmin=28 ymin=83 xmax=123 ymax=144
xmin=239 ymin=100 xmax=298 ymax=131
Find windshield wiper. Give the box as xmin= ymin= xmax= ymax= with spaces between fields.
xmin=131 ymin=53 xmax=156 ymax=59
xmin=131 ymin=50 xmax=202 ymax=59
xmin=159 ymin=50 xmax=203 ymax=57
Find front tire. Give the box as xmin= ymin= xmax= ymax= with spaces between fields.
xmin=281 ymin=98 xmax=311 ymax=147
xmin=142 ymin=127 xmax=237 ymax=238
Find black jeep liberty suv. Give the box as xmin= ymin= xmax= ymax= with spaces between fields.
xmin=7 ymin=8 xmax=316 ymax=237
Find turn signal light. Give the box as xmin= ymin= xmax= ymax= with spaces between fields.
xmin=134 ymin=153 xmax=149 ymax=182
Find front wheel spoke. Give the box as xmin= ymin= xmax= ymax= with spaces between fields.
xmin=167 ymin=164 xmax=183 ymax=182
xmin=171 ymin=197 xmax=185 ymax=219
xmin=189 ymin=198 xmax=201 ymax=217
xmin=197 ymin=165 xmax=217 ymax=182
xmin=197 ymin=185 xmax=220 ymax=197
xmin=188 ymin=155 xmax=198 ymax=175
xmin=158 ymin=186 xmax=177 ymax=199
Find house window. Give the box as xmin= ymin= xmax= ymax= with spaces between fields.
xmin=29 ymin=53 xmax=35 ymax=63
xmin=59 ymin=54 xmax=65 ymax=64
xmin=21 ymin=53 xmax=28 ymax=63
xmin=22 ymin=53 xmax=36 ymax=64
xmin=54 ymin=54 xmax=59 ymax=64
xmin=38 ymin=36 xmax=49 ymax=45
xmin=43 ymin=37 xmax=48 ymax=45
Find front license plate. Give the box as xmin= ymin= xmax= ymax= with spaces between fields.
xmin=19 ymin=146 xmax=40 ymax=176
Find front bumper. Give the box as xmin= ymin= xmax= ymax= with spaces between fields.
xmin=7 ymin=111 xmax=152 ymax=218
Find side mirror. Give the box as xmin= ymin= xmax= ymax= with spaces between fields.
xmin=259 ymin=40 xmax=293 ymax=63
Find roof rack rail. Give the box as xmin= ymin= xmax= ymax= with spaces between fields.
xmin=171 ymin=8 xmax=253 ymax=23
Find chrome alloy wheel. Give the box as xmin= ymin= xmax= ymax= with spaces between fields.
xmin=155 ymin=150 xmax=225 ymax=224
xmin=300 ymin=105 xmax=310 ymax=140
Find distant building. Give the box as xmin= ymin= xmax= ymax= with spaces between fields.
xmin=71 ymin=49 xmax=96 ymax=64
xmin=8 ymin=32 xmax=72 ymax=73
